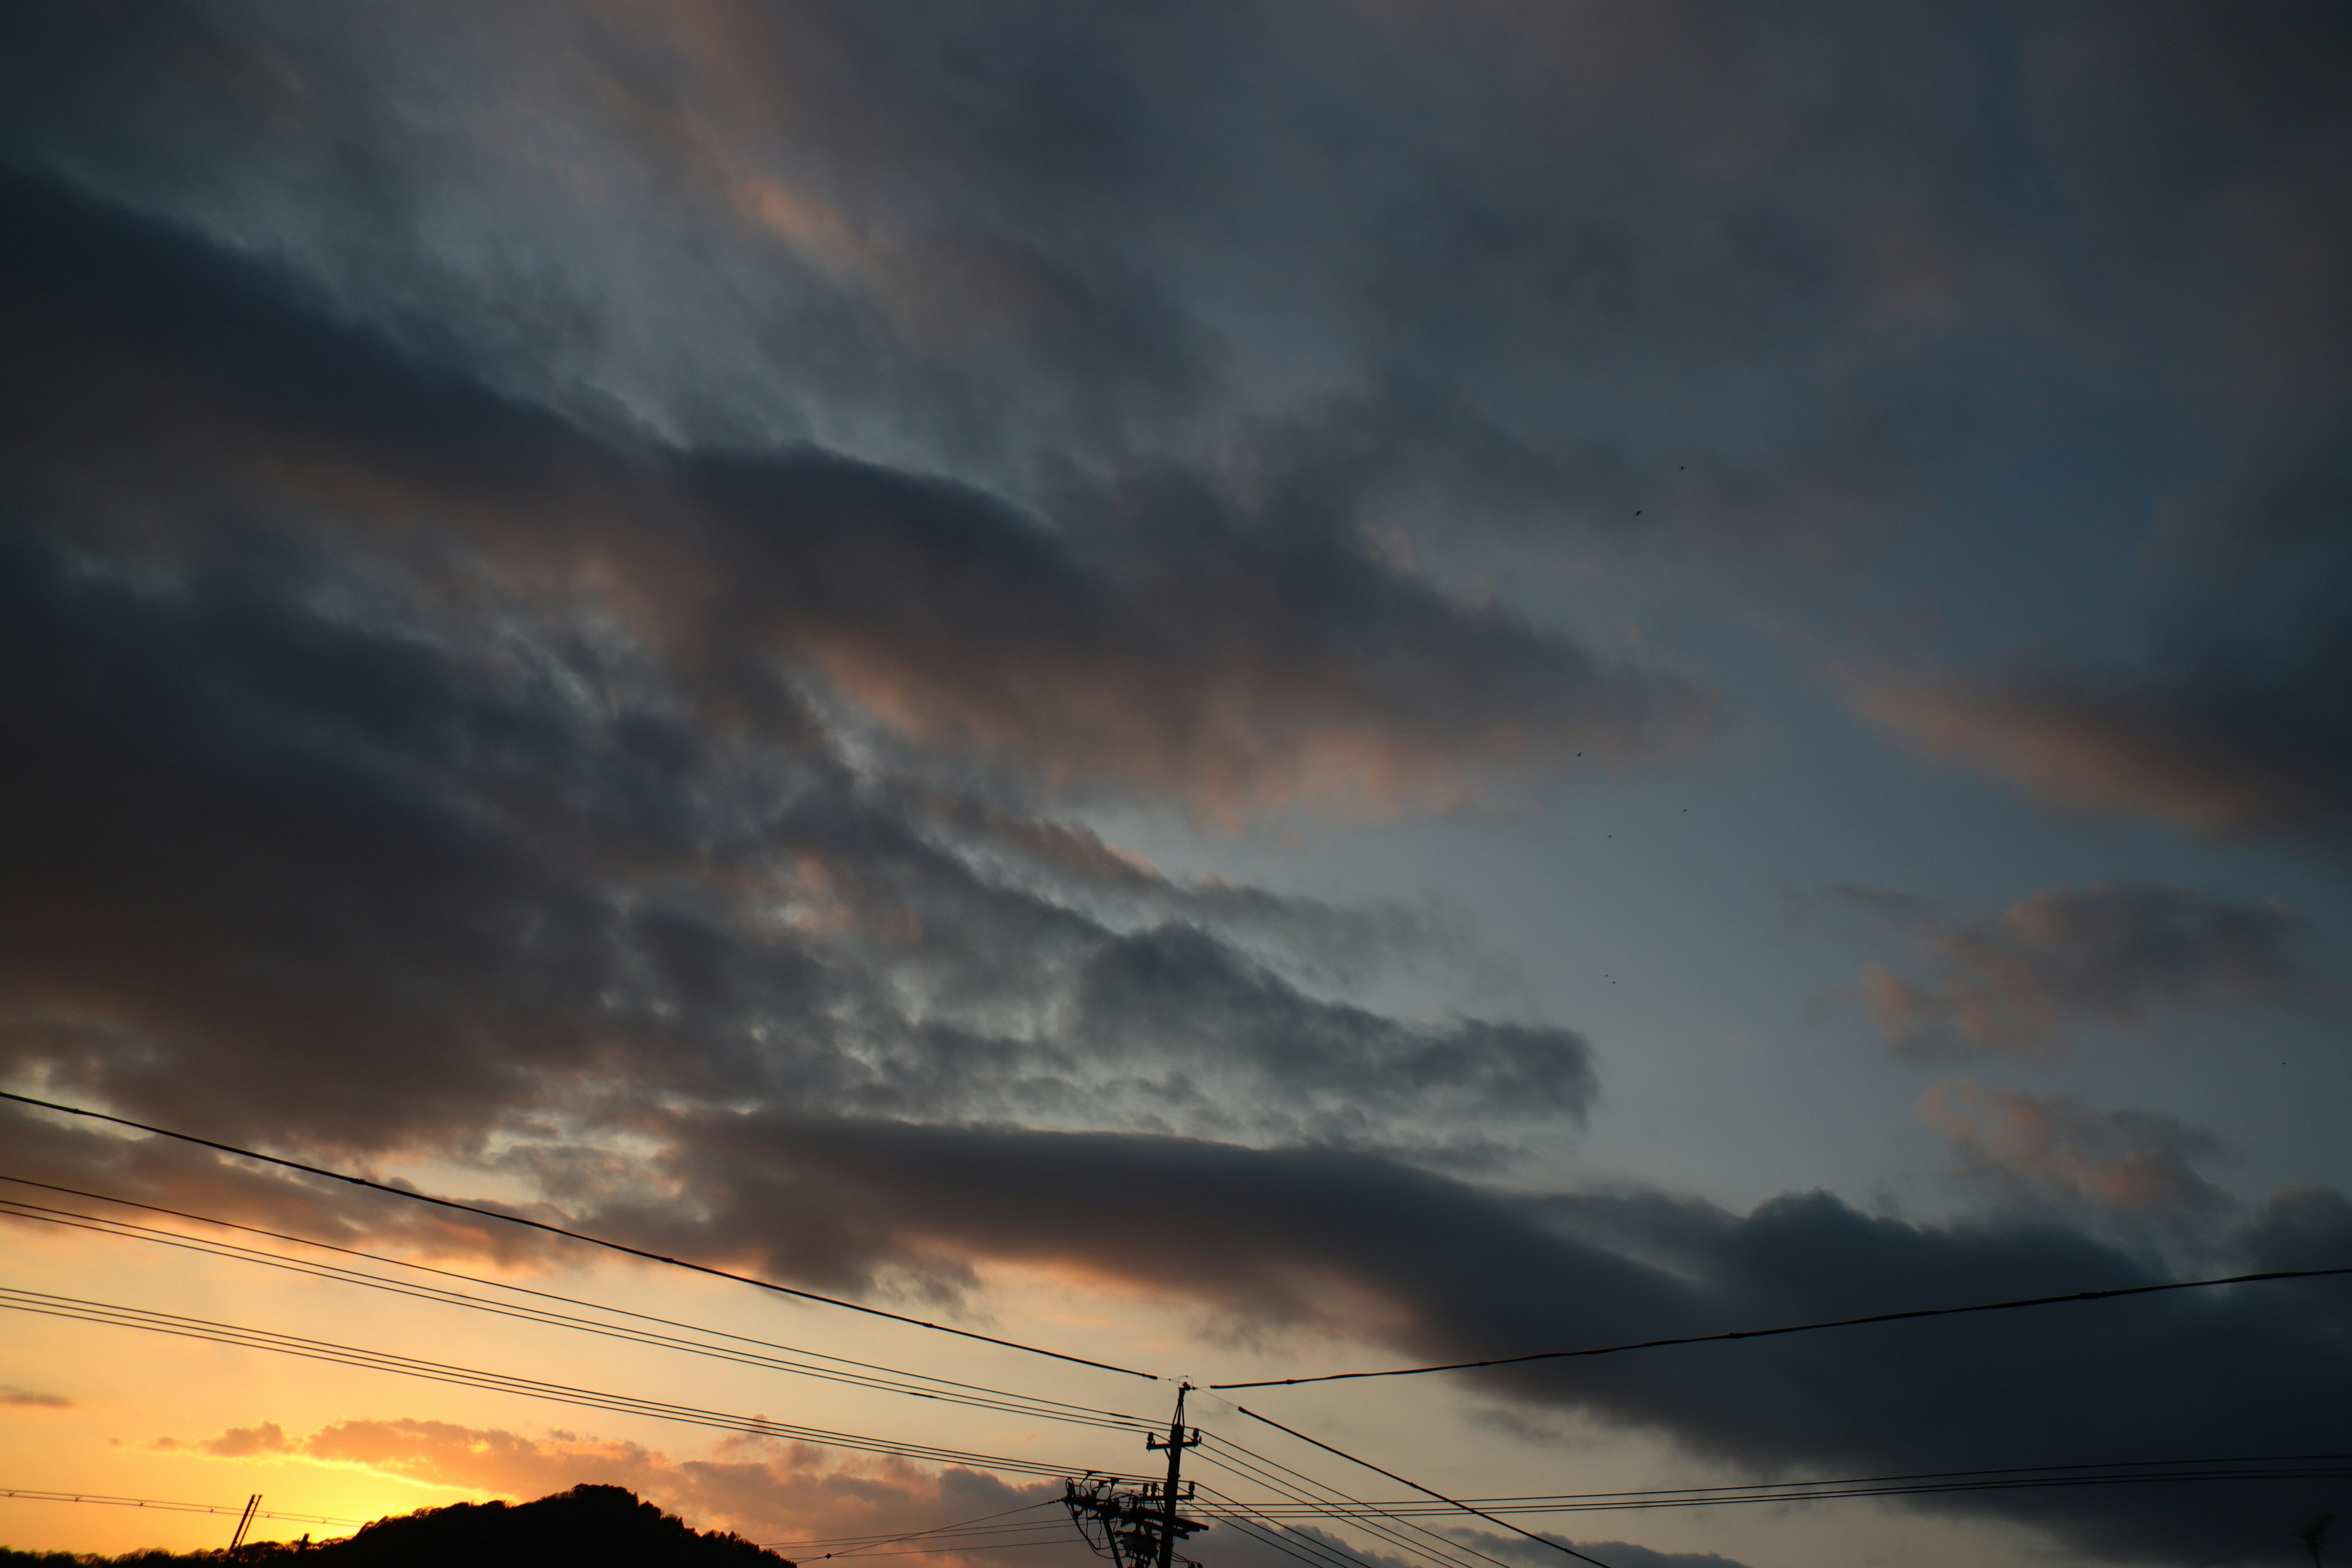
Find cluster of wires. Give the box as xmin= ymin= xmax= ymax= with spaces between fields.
xmin=0 ymin=1283 xmax=1091 ymax=1481
xmin=763 ymin=1499 xmax=1085 ymax=1560
xmin=0 ymin=1488 xmax=367 ymax=1530
xmin=1210 ymin=1453 xmax=2352 ymax=1517
xmin=0 ymin=1180 xmax=1155 ymax=1440
xmin=1192 ymin=1430 xmax=1569 ymax=1568
xmin=3 ymin=1091 xmax=2348 ymax=1568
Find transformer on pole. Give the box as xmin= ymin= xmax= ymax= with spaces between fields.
xmin=1065 ymin=1384 xmax=1207 ymax=1568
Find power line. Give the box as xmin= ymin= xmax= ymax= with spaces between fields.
xmin=1195 ymin=1434 xmax=1524 ymax=1568
xmin=0 ymin=1487 xmax=365 ymax=1529
xmin=0 ymin=1089 xmax=1158 ymax=1382
xmin=794 ymin=1540 xmax=1088 ymax=1559
xmin=1210 ymin=1265 xmax=2352 ymax=1390
xmin=1210 ymin=1513 xmax=1358 ymax=1568
xmin=782 ymin=1521 xmax=1075 ymax=1548
xmin=764 ymin=1498 xmax=1061 ymax=1555
xmin=1213 ymin=1469 xmax=2352 ymax=1517
xmin=0 ymin=1287 xmax=1093 ymax=1479
xmin=0 ymin=1189 xmax=1153 ymax=1436
xmin=1231 ymin=1406 xmax=1620 ymax=1568
xmin=1193 ymin=1457 xmax=1450 ymax=1568
xmin=0 ymin=1174 xmax=1140 ymax=1427
xmin=1213 ymin=1453 xmax=2352 ymax=1517
xmin=1195 ymin=1465 xmax=1486 ymax=1568
xmin=1188 ymin=1484 xmax=1384 ymax=1568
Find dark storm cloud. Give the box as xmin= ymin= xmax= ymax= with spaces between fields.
xmin=1 ymin=7 xmax=2345 ymax=1564
xmin=0 ymin=167 xmax=1619 ymax=1151
xmin=0 ymin=166 xmax=1712 ymax=821
xmin=589 ymin=1111 xmax=2351 ymax=1565
xmin=1219 ymin=1524 xmax=1750 ymax=1568
xmin=1918 ymin=1084 xmax=2238 ymax=1249
xmin=1857 ymin=478 xmax=2352 ymax=862
xmin=0 ymin=0 xmax=2030 ymax=551
xmin=2019 ymin=1 xmax=2352 ymax=442
xmin=1854 ymin=3 xmax=2352 ymax=861
xmin=1816 ymin=880 xmax=2323 ymax=1057
xmin=0 ymin=528 xmax=1596 ymax=1152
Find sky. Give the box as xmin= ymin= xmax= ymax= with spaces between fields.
xmin=1 ymin=4 xmax=2348 ymax=1566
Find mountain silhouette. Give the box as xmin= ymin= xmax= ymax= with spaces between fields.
xmin=1 ymin=1485 xmax=797 ymax=1567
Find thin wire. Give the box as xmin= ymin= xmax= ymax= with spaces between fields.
xmin=0 ymin=1172 xmax=1146 ymax=1423
xmin=1197 ymin=1437 xmax=1524 ymax=1568
xmin=1233 ymin=1406 xmax=1617 ymax=1568
xmin=1213 ymin=1468 xmax=2352 ymax=1516
xmin=0 ymin=1288 xmax=1088 ymax=1479
xmin=0 ymin=1196 xmax=1151 ymax=1434
xmin=1216 ymin=1516 xmax=1355 ymax=1568
xmin=788 ymin=1522 xmax=1074 ymax=1547
xmin=771 ymin=1522 xmax=1069 ymax=1548
xmin=771 ymin=1499 xmax=1063 ymax=1557
xmin=801 ymin=1540 xmax=1089 ymax=1559
xmin=1216 ymin=1453 xmax=2352 ymax=1515
xmin=0 ymin=1090 xmax=1158 ymax=1381
xmin=1192 ymin=1477 xmax=1385 ymax=1568
xmin=1194 ymin=1453 xmax=1455 ymax=1568
xmin=1194 ymin=1477 xmax=1433 ymax=1568
xmin=1194 ymin=1446 xmax=1488 ymax=1568
xmin=767 ymin=1501 xmax=1061 ymax=1547
xmin=1211 ymin=1266 xmax=2352 ymax=1389
xmin=1192 ymin=1487 xmax=1385 ymax=1568
xmin=823 ymin=1530 xmax=1080 ymax=1561
xmin=0 ymin=1488 xmax=366 ymax=1528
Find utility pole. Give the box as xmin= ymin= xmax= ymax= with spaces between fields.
xmin=1063 ymin=1385 xmax=1207 ymax=1568
xmin=1146 ymin=1384 xmax=1203 ymax=1568
xmin=228 ymin=1494 xmax=262 ymax=1551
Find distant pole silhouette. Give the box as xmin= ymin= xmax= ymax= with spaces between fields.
xmin=228 ymin=1494 xmax=262 ymax=1550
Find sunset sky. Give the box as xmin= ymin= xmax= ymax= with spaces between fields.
xmin=2 ymin=6 xmax=2349 ymax=1567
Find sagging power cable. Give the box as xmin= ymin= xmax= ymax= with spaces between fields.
xmin=1210 ymin=1265 xmax=2352 ymax=1390
xmin=0 ymin=1183 xmax=1152 ymax=1435
xmin=0 ymin=1090 xmax=1158 ymax=1382
xmin=1231 ymin=1406 xmax=1619 ymax=1568
xmin=0 ymin=1287 xmax=1088 ymax=1479
xmin=0 ymin=1487 xmax=364 ymax=1530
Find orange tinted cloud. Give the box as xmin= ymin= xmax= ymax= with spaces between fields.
xmin=1917 ymin=1082 xmax=2231 ymax=1219
xmin=1827 ymin=879 xmax=2316 ymax=1058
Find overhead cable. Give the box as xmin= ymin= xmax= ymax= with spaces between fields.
xmin=0 ymin=1188 xmax=1151 ymax=1435
xmin=0 ymin=1487 xmax=364 ymax=1529
xmin=1194 ymin=1438 xmax=1520 ymax=1568
xmin=1189 ymin=1483 xmax=1385 ymax=1568
xmin=1213 ymin=1452 xmax=2352 ymax=1517
xmin=1210 ymin=1265 xmax=2352 ymax=1390
xmin=1232 ymin=1406 xmax=1619 ymax=1568
xmin=0 ymin=1173 xmax=1142 ymax=1422
xmin=0 ymin=1089 xmax=1158 ymax=1382
xmin=763 ymin=1498 xmax=1061 ymax=1556
xmin=1 ymin=1287 xmax=1088 ymax=1479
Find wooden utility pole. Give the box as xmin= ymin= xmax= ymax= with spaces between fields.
xmin=1063 ymin=1384 xmax=1207 ymax=1568
xmin=1146 ymin=1384 xmax=1202 ymax=1568
xmin=228 ymin=1494 xmax=262 ymax=1551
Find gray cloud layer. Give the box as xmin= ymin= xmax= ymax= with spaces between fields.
xmin=1820 ymin=880 xmax=2321 ymax=1057
xmin=3 ymin=5 xmax=2349 ymax=1563
xmin=0 ymin=164 xmax=1612 ymax=1155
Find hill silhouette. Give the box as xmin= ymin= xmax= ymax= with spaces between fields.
xmin=1 ymin=1485 xmax=796 ymax=1568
